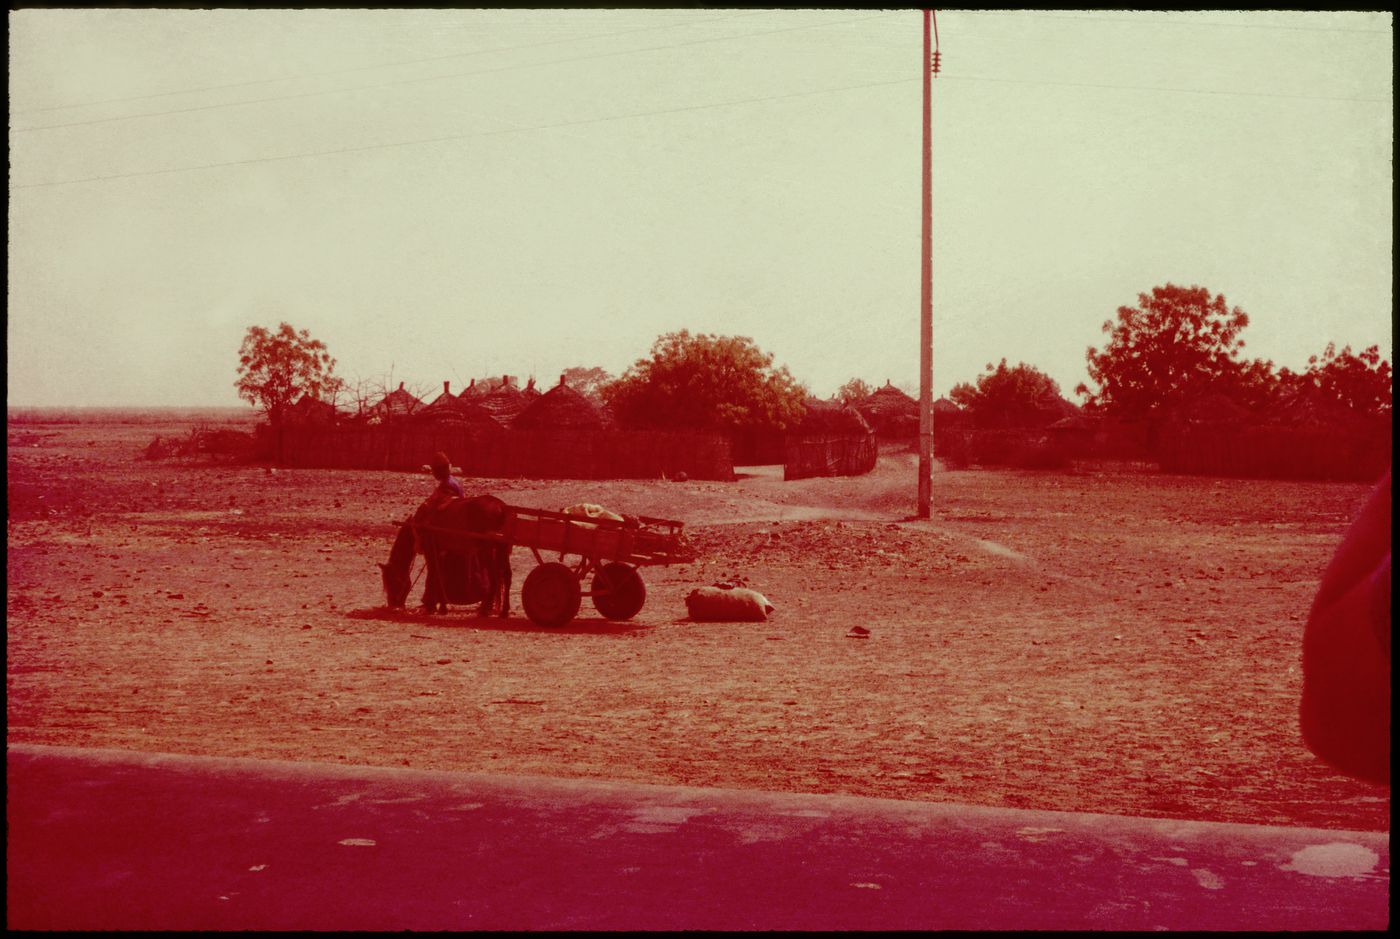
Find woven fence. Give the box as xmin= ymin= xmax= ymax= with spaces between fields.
xmin=782 ymin=434 xmax=879 ymax=481
xmin=281 ymin=425 xmax=734 ymax=480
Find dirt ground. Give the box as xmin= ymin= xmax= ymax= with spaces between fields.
xmin=7 ymin=415 xmax=1390 ymax=833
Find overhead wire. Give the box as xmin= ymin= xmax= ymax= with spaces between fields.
xmin=16 ymin=60 xmax=1389 ymax=191
xmin=13 ymin=75 xmax=920 ymax=190
xmin=12 ymin=10 xmax=1388 ymax=191
xmin=942 ymin=72 xmax=1388 ymax=105
xmin=957 ymin=10 xmax=1391 ymax=35
xmin=15 ymin=9 xmax=775 ymax=115
xmin=12 ymin=11 xmax=902 ymax=133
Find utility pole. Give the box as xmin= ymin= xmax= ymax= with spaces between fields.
xmin=917 ymin=9 xmax=938 ymax=518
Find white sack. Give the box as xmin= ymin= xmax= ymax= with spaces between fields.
xmin=685 ymin=585 xmax=775 ymax=622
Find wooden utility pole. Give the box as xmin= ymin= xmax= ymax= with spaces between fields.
xmin=917 ymin=9 xmax=935 ymax=518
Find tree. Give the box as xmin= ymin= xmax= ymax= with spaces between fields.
xmin=235 ymin=323 xmax=342 ymax=457
xmin=1299 ymin=343 xmax=1392 ymax=417
xmin=600 ymin=330 xmax=807 ymax=434
xmin=950 ymin=359 xmax=1064 ymax=428
xmin=559 ymin=366 xmax=614 ymax=403
xmin=1218 ymin=356 xmax=1289 ymax=414
xmin=1077 ymin=284 xmax=1251 ymax=419
xmin=836 ymin=377 xmax=874 ymax=405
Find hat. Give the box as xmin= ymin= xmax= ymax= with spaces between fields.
xmin=424 ymin=451 xmax=456 ymax=475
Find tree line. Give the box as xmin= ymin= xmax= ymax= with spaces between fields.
xmin=235 ymin=283 xmax=1391 ymax=437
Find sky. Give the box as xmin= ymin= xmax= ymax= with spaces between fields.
xmin=7 ymin=8 xmax=1394 ymax=408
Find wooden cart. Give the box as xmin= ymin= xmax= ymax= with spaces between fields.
xmin=500 ymin=505 xmax=689 ymax=628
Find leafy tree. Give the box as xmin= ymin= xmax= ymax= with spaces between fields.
xmin=600 ymin=330 xmax=807 ymax=434
xmin=836 ymin=377 xmax=874 ymax=405
xmin=235 ymin=323 xmax=342 ymax=457
xmin=1217 ymin=356 xmax=1290 ymax=413
xmin=1077 ymin=284 xmax=1251 ymax=419
xmin=950 ymin=359 xmax=1064 ymax=428
xmin=560 ymin=366 xmax=614 ymax=402
xmin=1299 ymin=343 xmax=1392 ymax=417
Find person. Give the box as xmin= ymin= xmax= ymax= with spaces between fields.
xmin=1300 ymin=467 xmax=1390 ymax=785
xmin=416 ymin=452 xmax=465 ymax=613
xmin=425 ymin=451 xmax=464 ymax=508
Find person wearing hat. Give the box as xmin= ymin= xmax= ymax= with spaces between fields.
xmin=426 ymin=451 xmax=464 ymax=508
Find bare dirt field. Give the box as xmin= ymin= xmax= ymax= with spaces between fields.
xmin=7 ymin=413 xmax=1390 ymax=832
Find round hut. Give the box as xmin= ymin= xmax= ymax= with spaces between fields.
xmin=457 ymin=378 xmax=489 ymax=400
xmin=286 ymin=393 xmax=341 ymax=425
xmin=784 ymin=397 xmax=877 ymax=480
xmin=512 ymin=376 xmax=607 ymax=431
xmin=476 ymin=375 xmax=531 ymax=425
xmin=370 ymin=381 xmax=422 ymax=423
xmin=856 ymin=381 xmax=919 ymax=437
xmin=795 ymin=397 xmax=873 ymax=436
xmin=416 ymin=381 xmax=503 ymax=430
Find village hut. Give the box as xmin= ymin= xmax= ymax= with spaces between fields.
xmin=457 ymin=378 xmax=488 ymax=400
xmin=475 ymin=375 xmax=532 ymax=425
xmin=416 ymin=381 xmax=503 ymax=429
xmin=285 ymin=393 xmax=341 ymax=425
xmin=856 ymin=381 xmax=919 ymax=437
xmin=932 ymin=396 xmax=968 ymax=427
xmin=370 ymin=381 xmax=422 ymax=422
xmin=512 ymin=375 xmax=608 ymax=431
xmin=784 ymin=397 xmax=877 ymax=480
xmin=421 ymin=380 xmax=458 ymax=413
xmin=794 ymin=397 xmax=872 ymax=435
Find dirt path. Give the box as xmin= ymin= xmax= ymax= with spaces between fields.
xmin=6 ymin=421 xmax=1390 ymax=832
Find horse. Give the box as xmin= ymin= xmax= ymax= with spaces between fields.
xmin=379 ymin=494 xmax=513 ymax=617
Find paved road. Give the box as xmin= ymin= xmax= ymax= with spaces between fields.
xmin=7 ymin=744 xmax=1389 ymax=931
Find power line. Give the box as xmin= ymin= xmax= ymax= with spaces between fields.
xmin=13 ymin=76 xmax=920 ymax=191
xmin=958 ymin=10 xmax=1392 ymax=36
xmin=15 ymin=60 xmax=1388 ymax=191
xmin=945 ymin=72 xmax=1388 ymax=105
xmin=15 ymin=10 xmax=775 ymax=116
xmin=12 ymin=11 xmax=902 ymax=133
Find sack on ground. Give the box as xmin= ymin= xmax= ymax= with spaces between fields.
xmin=685 ymin=585 xmax=775 ymax=622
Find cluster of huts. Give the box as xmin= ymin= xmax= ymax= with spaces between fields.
xmin=282 ymin=373 xmax=1384 ymax=481
xmin=796 ymin=379 xmax=1389 ymax=481
xmin=279 ymin=375 xmax=733 ymax=480
xmin=287 ymin=375 xmax=611 ymax=434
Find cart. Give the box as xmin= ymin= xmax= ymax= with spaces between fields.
xmin=409 ymin=503 xmax=690 ymax=628
xmin=505 ymin=506 xmax=689 ymax=628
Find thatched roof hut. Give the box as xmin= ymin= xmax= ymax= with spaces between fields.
xmin=794 ymin=397 xmax=872 ymax=436
xmin=370 ymin=381 xmax=422 ymax=421
xmin=286 ymin=393 xmax=341 ymax=424
xmin=417 ymin=382 xmax=502 ymax=429
xmin=474 ymin=375 xmax=531 ymax=424
xmin=512 ymin=376 xmax=607 ymax=431
xmin=457 ymin=378 xmax=488 ymax=400
xmin=421 ymin=381 xmax=459 ymax=413
xmin=856 ymin=381 xmax=919 ymax=436
xmin=932 ymin=396 xmax=970 ymax=426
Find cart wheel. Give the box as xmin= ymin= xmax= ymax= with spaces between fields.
xmin=522 ymin=562 xmax=582 ymax=628
xmin=591 ymin=562 xmax=647 ymax=621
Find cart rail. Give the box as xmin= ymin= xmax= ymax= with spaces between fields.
xmin=407 ymin=503 xmax=689 ymax=567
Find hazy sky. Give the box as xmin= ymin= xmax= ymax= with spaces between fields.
xmin=8 ymin=9 xmax=1393 ymax=408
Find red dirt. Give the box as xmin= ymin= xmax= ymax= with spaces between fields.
xmin=6 ymin=417 xmax=1390 ymax=832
